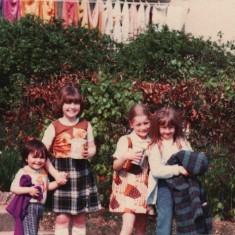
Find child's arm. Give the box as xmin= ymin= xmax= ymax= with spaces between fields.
xmin=47 ymin=181 xmax=60 ymax=191
xmin=11 ymin=185 xmax=40 ymax=197
xmin=10 ymin=170 xmax=41 ymax=197
xmin=113 ymin=137 xmax=142 ymax=171
xmin=179 ymin=166 xmax=189 ymax=176
xmin=42 ymin=125 xmax=68 ymax=185
xmin=45 ymin=158 xmax=68 ymax=185
xmin=82 ymin=141 xmax=96 ymax=159
xmin=113 ymin=157 xmax=126 ymax=171
xmin=82 ymin=122 xmax=97 ymax=159
xmin=148 ymin=144 xmax=182 ymax=178
xmin=113 ymin=149 xmax=142 ymax=171
xmin=148 ymin=145 xmax=189 ymax=179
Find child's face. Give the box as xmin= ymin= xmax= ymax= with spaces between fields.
xmin=159 ymin=124 xmax=175 ymax=140
xmin=26 ymin=151 xmax=46 ymax=170
xmin=130 ymin=115 xmax=150 ymax=139
xmin=62 ymin=102 xmax=81 ymax=120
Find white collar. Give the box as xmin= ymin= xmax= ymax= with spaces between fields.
xmin=24 ymin=165 xmax=42 ymax=173
xmin=130 ymin=131 xmax=151 ymax=143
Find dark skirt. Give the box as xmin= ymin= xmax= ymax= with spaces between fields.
xmin=51 ymin=158 xmax=101 ymax=215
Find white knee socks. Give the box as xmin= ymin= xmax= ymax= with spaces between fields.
xmin=72 ymin=226 xmax=86 ymax=235
xmin=55 ymin=228 xmax=69 ymax=235
xmin=54 ymin=226 xmax=86 ymax=235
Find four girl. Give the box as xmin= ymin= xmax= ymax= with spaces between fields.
xmin=9 ymin=83 xmax=204 ymax=235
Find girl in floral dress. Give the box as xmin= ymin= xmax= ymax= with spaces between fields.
xmin=109 ymin=103 xmax=153 ymax=235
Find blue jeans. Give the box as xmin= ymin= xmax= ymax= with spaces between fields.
xmin=156 ymin=179 xmax=173 ymax=235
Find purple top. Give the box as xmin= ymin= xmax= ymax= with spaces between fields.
xmin=6 ymin=174 xmax=42 ymax=235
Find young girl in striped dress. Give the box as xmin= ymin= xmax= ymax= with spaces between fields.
xmin=42 ymin=85 xmax=101 ymax=235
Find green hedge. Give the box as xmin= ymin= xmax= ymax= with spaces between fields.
xmin=113 ymin=25 xmax=235 ymax=82
xmin=0 ymin=16 xmax=235 ymax=220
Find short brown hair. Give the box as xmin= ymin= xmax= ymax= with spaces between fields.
xmin=54 ymin=85 xmax=83 ymax=118
xmin=20 ymin=139 xmax=49 ymax=165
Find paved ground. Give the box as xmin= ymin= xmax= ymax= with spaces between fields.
xmin=0 ymin=232 xmax=54 ymax=235
xmin=1 ymin=192 xmax=235 ymax=235
xmin=0 ymin=193 xmax=54 ymax=235
xmin=0 ymin=206 xmax=54 ymax=235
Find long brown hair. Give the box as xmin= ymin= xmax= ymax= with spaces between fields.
xmin=150 ymin=106 xmax=186 ymax=153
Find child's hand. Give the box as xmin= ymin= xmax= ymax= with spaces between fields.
xmin=124 ymin=149 xmax=142 ymax=164
xmin=81 ymin=145 xmax=89 ymax=158
xmin=179 ymin=166 xmax=189 ymax=176
xmin=29 ymin=186 xmax=40 ymax=197
xmin=55 ymin=171 xmax=68 ymax=185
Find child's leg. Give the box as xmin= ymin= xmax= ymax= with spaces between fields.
xmin=120 ymin=212 xmax=136 ymax=235
xmin=71 ymin=212 xmax=86 ymax=235
xmin=134 ymin=214 xmax=148 ymax=235
xmin=55 ymin=213 xmax=70 ymax=235
xmin=23 ymin=203 xmax=44 ymax=235
xmin=156 ymin=179 xmax=173 ymax=235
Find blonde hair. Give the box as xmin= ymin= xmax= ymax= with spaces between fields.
xmin=128 ymin=104 xmax=151 ymax=124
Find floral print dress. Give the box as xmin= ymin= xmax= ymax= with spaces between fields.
xmin=109 ymin=131 xmax=153 ymax=214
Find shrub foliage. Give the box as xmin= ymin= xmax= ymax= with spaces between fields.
xmin=0 ymin=16 xmax=235 ymax=219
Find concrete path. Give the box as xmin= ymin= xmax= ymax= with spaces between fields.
xmin=0 ymin=232 xmax=54 ymax=235
xmin=0 ymin=205 xmax=54 ymax=235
